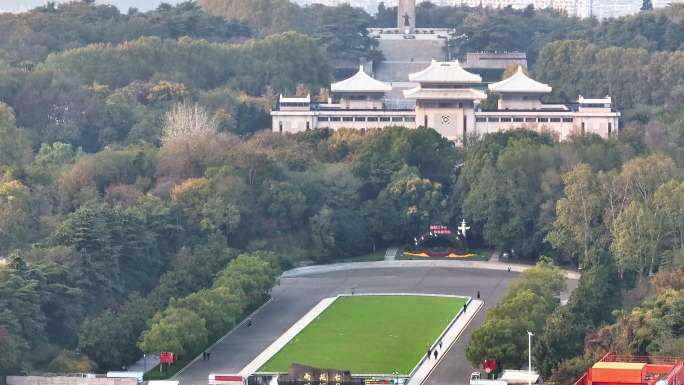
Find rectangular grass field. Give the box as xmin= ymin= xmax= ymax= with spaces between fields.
xmin=258 ymin=295 xmax=465 ymax=375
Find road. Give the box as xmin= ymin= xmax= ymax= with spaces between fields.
xmin=174 ymin=263 xmax=577 ymax=385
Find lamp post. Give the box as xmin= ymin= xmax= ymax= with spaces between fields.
xmin=527 ymin=331 xmax=534 ymax=385
xmin=143 ymin=353 xmax=146 ymax=378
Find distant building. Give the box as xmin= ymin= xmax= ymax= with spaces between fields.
xmin=271 ymin=62 xmax=620 ymax=145
xmin=572 ymin=353 xmax=684 ymax=385
xmin=451 ymin=0 xmax=683 ymax=18
xmin=464 ymin=52 xmax=528 ymax=70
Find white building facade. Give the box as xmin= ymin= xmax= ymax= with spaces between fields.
xmin=271 ymin=62 xmax=620 ymax=145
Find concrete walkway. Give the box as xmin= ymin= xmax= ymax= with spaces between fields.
xmin=239 ymin=297 xmax=337 ymax=376
xmin=284 ymin=260 xmax=580 ymax=280
xmin=128 ymin=354 xmax=159 ymax=373
xmin=408 ymin=300 xmax=484 ymax=385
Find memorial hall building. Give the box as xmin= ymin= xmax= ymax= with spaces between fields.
xmin=271 ymin=61 xmax=620 ymax=145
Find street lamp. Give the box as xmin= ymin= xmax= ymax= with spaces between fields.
xmin=143 ymin=353 xmax=146 ymax=378
xmin=527 ymin=331 xmax=534 ymax=385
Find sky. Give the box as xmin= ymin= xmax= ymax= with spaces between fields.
xmin=0 ymin=0 xmax=184 ymax=13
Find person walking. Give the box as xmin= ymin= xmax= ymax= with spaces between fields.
xmin=427 ymin=348 xmax=431 ymax=359
xmin=439 ymin=340 xmax=443 ymax=349
xmin=477 ymin=290 xmax=480 ymax=299
xmin=433 ymin=350 xmax=438 ymax=360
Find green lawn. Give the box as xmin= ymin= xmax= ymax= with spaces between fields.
xmin=258 ymin=295 xmax=465 ymax=375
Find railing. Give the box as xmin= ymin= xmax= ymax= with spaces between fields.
xmin=572 ymin=372 xmax=588 ymax=385
xmin=601 ymin=353 xmax=683 ymax=365
xmin=667 ymin=362 xmax=684 ymax=385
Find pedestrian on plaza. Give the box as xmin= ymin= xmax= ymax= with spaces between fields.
xmin=507 ymin=266 xmax=511 ymax=272
xmin=477 ymin=290 xmax=480 ymax=299
xmin=427 ymin=348 xmax=431 ymax=359
xmin=463 ymin=302 xmax=468 ymax=312
xmin=207 ymin=352 xmax=211 ymax=360
xmin=248 ymin=319 xmax=253 ymax=327
xmin=202 ymin=352 xmax=206 ymax=361
xmin=433 ymin=350 xmax=438 ymax=359
xmin=439 ymin=340 xmax=443 ymax=349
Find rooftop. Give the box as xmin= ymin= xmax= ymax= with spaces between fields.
xmin=488 ymin=66 xmax=552 ymax=94
xmin=403 ymin=87 xmax=487 ymax=100
xmin=408 ymin=60 xmax=482 ymax=84
xmin=331 ymin=65 xmax=392 ymax=93
xmin=280 ymin=94 xmax=311 ymax=103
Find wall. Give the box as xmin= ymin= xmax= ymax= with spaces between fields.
xmin=7 ymin=377 xmax=137 ymax=385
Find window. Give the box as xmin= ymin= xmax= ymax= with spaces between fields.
xmin=513 ymin=117 xmax=524 ymax=122
xmin=354 ymin=117 xmax=366 ymax=122
xmin=488 ymin=117 xmax=500 ymax=122
xmin=367 ymin=117 xmax=379 ymax=122
xmin=330 ymin=117 xmax=341 ymax=122
xmin=392 ymin=117 xmax=403 ymax=122
xmin=562 ymin=117 xmax=573 ymax=123
xmin=342 ymin=117 xmax=354 ymax=122
xmin=501 ymin=117 xmax=512 ymax=122
xmin=380 ymin=117 xmax=391 ymax=122
xmin=404 ymin=117 xmax=415 ymax=122
xmin=550 ymin=117 xmax=561 ymax=122
xmin=538 ymin=117 xmax=549 ymax=123
xmin=318 ymin=117 xmax=329 ymax=122
xmin=525 ymin=117 xmax=536 ymax=123
xmin=476 ymin=117 xmax=487 ymax=123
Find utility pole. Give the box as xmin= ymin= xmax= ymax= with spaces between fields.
xmin=528 ymin=331 xmax=534 ymax=385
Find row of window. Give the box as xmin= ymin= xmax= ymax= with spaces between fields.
xmin=475 ymin=116 xmax=574 ymax=123
xmin=318 ymin=116 xmax=416 ymax=123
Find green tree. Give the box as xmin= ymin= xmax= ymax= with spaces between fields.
xmin=547 ymin=163 xmax=605 ymax=267
xmin=611 ymin=201 xmax=663 ymax=277
xmin=0 ymin=179 xmax=33 ymax=256
xmin=138 ymin=307 xmax=208 ymax=357
xmin=0 ymin=103 xmax=31 ymax=171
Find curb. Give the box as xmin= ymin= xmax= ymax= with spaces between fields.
xmin=172 ymin=298 xmax=274 ymax=380
xmin=282 ymin=260 xmax=580 ymax=280
xmin=420 ymin=301 xmax=485 ymax=385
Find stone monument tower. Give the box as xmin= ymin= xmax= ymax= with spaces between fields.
xmin=397 ymin=0 xmax=416 ymax=34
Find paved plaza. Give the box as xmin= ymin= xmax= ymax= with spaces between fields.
xmin=173 ymin=262 xmax=578 ymax=385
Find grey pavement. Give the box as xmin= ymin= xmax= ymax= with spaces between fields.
xmin=425 ymin=274 xmax=579 ymax=385
xmin=175 ymin=266 xmax=521 ymax=385
xmin=174 ymin=264 xmax=579 ymax=385
xmin=129 ymin=354 xmax=158 ymax=373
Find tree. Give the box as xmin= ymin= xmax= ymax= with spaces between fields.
xmin=466 ymin=318 xmax=529 ymax=370
xmin=0 ymin=103 xmax=31 ymax=171
xmin=547 ymin=163 xmax=605 ymax=267
xmin=138 ymin=307 xmax=208 ymax=357
xmin=162 ymin=103 xmax=218 ymax=144
xmin=611 ymin=201 xmax=663 ymax=277
xmin=653 ymin=181 xmax=684 ymax=268
xmin=368 ymin=166 xmax=450 ymax=243
xmin=0 ymin=179 xmax=33 ymax=256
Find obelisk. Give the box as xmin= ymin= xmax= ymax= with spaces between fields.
xmin=397 ymin=0 xmax=416 ymax=35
